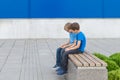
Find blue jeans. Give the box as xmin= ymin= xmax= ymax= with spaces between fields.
xmin=56 ymin=47 xmax=65 ymax=66
xmin=61 ymin=49 xmax=83 ymax=71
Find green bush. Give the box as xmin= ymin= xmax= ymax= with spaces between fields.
xmin=93 ymin=53 xmax=109 ymax=60
xmin=93 ymin=53 xmax=119 ymax=71
xmin=109 ymin=52 xmax=120 ymax=67
xmin=104 ymin=59 xmax=119 ymax=72
xmin=93 ymin=53 xmax=120 ymax=80
xmin=108 ymin=69 xmax=120 ymax=80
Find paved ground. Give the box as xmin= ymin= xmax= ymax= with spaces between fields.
xmin=0 ymin=39 xmax=120 ymax=80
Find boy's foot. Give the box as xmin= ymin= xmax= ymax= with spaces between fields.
xmin=57 ymin=69 xmax=67 ymax=75
xmin=56 ymin=67 xmax=62 ymax=71
xmin=53 ymin=65 xmax=59 ymax=68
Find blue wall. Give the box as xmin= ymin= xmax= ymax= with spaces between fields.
xmin=0 ymin=0 xmax=120 ymax=18
xmin=0 ymin=0 xmax=29 ymax=18
xmin=104 ymin=0 xmax=120 ymax=18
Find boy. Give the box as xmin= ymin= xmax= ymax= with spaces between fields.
xmin=57 ymin=22 xmax=86 ymax=75
xmin=53 ymin=23 xmax=77 ymax=68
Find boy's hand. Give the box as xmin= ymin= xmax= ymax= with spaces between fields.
xmin=60 ymin=45 xmax=67 ymax=48
xmin=60 ymin=45 xmax=65 ymax=48
xmin=65 ymin=48 xmax=71 ymax=51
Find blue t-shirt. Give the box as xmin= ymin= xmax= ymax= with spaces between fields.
xmin=76 ymin=32 xmax=86 ymax=52
xmin=69 ymin=32 xmax=77 ymax=44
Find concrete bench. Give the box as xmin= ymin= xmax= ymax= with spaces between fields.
xmin=66 ymin=51 xmax=108 ymax=80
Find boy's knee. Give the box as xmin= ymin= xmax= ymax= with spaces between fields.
xmin=57 ymin=47 xmax=62 ymax=51
xmin=63 ymin=52 xmax=69 ymax=57
xmin=61 ymin=48 xmax=65 ymax=52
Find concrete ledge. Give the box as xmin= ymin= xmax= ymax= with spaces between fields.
xmin=65 ymin=60 xmax=108 ymax=80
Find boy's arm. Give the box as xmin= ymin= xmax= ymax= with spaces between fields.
xmin=67 ymin=40 xmax=76 ymax=48
xmin=62 ymin=40 xmax=76 ymax=48
xmin=60 ymin=39 xmax=70 ymax=48
xmin=65 ymin=39 xmax=70 ymax=45
xmin=65 ymin=41 xmax=81 ymax=51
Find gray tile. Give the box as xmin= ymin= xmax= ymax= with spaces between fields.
xmin=0 ymin=39 xmax=120 ymax=80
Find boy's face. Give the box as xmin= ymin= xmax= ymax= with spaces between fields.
xmin=64 ymin=26 xmax=69 ymax=32
xmin=66 ymin=29 xmax=69 ymax=32
xmin=68 ymin=29 xmax=78 ymax=33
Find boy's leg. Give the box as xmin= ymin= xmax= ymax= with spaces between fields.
xmin=59 ymin=46 xmax=69 ymax=67
xmin=57 ymin=49 xmax=80 ymax=75
xmin=58 ymin=46 xmax=69 ymax=67
xmin=59 ymin=48 xmax=65 ymax=67
xmin=60 ymin=46 xmax=70 ymax=63
xmin=56 ymin=48 xmax=66 ymax=71
xmin=54 ymin=47 xmax=62 ymax=67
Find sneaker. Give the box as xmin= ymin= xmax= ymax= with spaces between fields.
xmin=57 ymin=69 xmax=67 ymax=75
xmin=56 ymin=67 xmax=62 ymax=71
xmin=53 ymin=64 xmax=59 ymax=68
